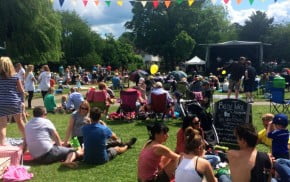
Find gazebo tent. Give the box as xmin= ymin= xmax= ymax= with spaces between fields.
xmin=185 ymin=56 xmax=206 ymax=65
xmin=200 ymin=40 xmax=271 ymax=74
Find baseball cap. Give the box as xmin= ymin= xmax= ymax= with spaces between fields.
xmin=273 ymin=114 xmax=288 ymax=127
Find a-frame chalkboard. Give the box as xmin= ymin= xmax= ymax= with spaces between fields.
xmin=214 ymin=99 xmax=252 ymax=148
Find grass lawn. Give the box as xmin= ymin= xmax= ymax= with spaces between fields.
xmin=6 ymin=104 xmax=289 ymax=181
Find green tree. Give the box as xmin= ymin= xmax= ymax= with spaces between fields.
xmin=0 ymin=0 xmax=62 ymax=64
xmin=60 ymin=11 xmax=103 ymax=68
xmin=239 ymin=11 xmax=274 ymax=41
xmin=125 ymin=1 xmax=231 ymax=69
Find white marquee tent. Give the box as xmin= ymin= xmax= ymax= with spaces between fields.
xmin=184 ymin=56 xmax=206 ymax=65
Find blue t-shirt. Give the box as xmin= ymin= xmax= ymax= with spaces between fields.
xmin=268 ymin=129 xmax=289 ymax=157
xmin=82 ymin=123 xmax=112 ymax=164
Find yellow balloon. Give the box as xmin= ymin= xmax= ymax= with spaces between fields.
xmin=150 ymin=64 xmax=159 ymax=74
xmin=222 ymin=70 xmax=227 ymax=75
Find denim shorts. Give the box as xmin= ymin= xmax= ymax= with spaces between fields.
xmin=35 ymin=145 xmax=76 ymax=164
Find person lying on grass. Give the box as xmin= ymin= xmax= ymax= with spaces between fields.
xmin=25 ymin=106 xmax=83 ymax=168
xmin=82 ymin=107 xmax=137 ymax=165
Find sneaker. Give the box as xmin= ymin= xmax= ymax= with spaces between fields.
xmin=125 ymin=137 xmax=137 ymax=149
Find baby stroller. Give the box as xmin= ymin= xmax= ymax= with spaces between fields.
xmin=179 ymin=98 xmax=219 ymax=146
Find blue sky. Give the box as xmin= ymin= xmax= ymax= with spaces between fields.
xmin=53 ymin=0 xmax=290 ymax=37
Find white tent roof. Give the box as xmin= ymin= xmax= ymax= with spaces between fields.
xmin=185 ymin=56 xmax=205 ymax=65
xmin=143 ymin=54 xmax=160 ymax=62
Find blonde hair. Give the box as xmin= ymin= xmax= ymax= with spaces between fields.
xmin=78 ymin=100 xmax=91 ymax=115
xmin=0 ymin=57 xmax=16 ymax=78
xmin=25 ymin=64 xmax=34 ymax=79
xmin=42 ymin=65 xmax=50 ymax=72
xmin=262 ymin=113 xmax=274 ymax=122
xmin=98 ymin=82 xmax=107 ymax=90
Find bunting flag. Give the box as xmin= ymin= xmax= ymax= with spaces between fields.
xmin=176 ymin=0 xmax=183 ymax=4
xmin=237 ymin=0 xmax=242 ymax=4
xmin=141 ymin=1 xmax=147 ymax=7
xmin=153 ymin=0 xmax=159 ymax=8
xmin=224 ymin=0 xmax=230 ymax=4
xmin=94 ymin=0 xmax=99 ymax=6
xmin=164 ymin=0 xmax=171 ymax=8
xmin=117 ymin=0 xmax=123 ymax=6
xmin=188 ymin=0 xmax=195 ymax=6
xmin=105 ymin=0 xmax=111 ymax=6
xmin=211 ymin=0 xmax=217 ymax=4
xmin=83 ymin=0 xmax=89 ymax=6
xmin=274 ymin=0 xmax=277 ymax=2
xmin=59 ymin=0 xmax=65 ymax=7
xmin=72 ymin=0 xmax=77 ymax=6
xmin=50 ymin=0 xmax=54 ymax=3
xmin=249 ymin=0 xmax=254 ymax=4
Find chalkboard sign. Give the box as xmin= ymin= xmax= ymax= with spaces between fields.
xmin=214 ymin=99 xmax=252 ymax=147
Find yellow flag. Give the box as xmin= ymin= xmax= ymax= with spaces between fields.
xmin=164 ymin=0 xmax=171 ymax=8
xmin=188 ymin=0 xmax=195 ymax=6
xmin=50 ymin=0 xmax=54 ymax=3
xmin=237 ymin=0 xmax=242 ymax=4
xmin=117 ymin=0 xmax=123 ymax=6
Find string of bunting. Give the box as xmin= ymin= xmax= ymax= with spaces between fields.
xmin=55 ymin=0 xmax=279 ymax=8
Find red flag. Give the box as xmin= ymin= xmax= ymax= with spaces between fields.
xmin=224 ymin=0 xmax=230 ymax=4
xmin=83 ymin=0 xmax=88 ymax=6
xmin=153 ymin=0 xmax=159 ymax=9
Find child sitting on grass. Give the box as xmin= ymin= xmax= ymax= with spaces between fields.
xmin=267 ymin=113 xmax=289 ymax=159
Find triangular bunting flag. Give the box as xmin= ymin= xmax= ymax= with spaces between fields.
xmin=177 ymin=0 xmax=183 ymax=4
xmin=72 ymin=0 xmax=77 ymax=6
xmin=211 ymin=0 xmax=217 ymax=4
xmin=105 ymin=0 xmax=111 ymax=6
xmin=59 ymin=0 xmax=65 ymax=7
xmin=249 ymin=0 xmax=254 ymax=4
xmin=94 ymin=0 xmax=99 ymax=6
xmin=188 ymin=0 xmax=195 ymax=6
xmin=83 ymin=0 xmax=89 ymax=6
xmin=130 ymin=1 xmax=136 ymax=6
xmin=274 ymin=0 xmax=277 ymax=2
xmin=153 ymin=0 xmax=159 ymax=9
xmin=224 ymin=0 xmax=230 ymax=4
xmin=164 ymin=0 xmax=171 ymax=8
xmin=141 ymin=1 xmax=147 ymax=7
xmin=237 ymin=0 xmax=242 ymax=4
xmin=117 ymin=0 xmax=123 ymax=6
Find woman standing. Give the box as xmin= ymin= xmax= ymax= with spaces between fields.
xmin=24 ymin=65 xmax=36 ymax=109
xmin=63 ymin=101 xmax=91 ymax=146
xmin=137 ymin=122 xmax=179 ymax=182
xmin=38 ymin=65 xmax=51 ymax=99
xmin=0 ymin=57 xmax=25 ymax=145
xmin=175 ymin=127 xmax=217 ymax=182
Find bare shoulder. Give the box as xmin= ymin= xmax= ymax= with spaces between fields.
xmin=227 ymin=150 xmax=240 ymax=159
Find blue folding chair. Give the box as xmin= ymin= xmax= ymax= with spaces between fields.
xmin=269 ymin=88 xmax=290 ymax=113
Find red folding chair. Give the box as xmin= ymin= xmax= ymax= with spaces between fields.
xmin=120 ymin=89 xmax=138 ymax=120
xmin=87 ymin=89 xmax=108 ymax=115
xmin=150 ymin=93 xmax=168 ymax=120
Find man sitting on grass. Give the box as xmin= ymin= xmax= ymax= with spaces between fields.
xmin=82 ymin=107 xmax=137 ymax=165
xmin=25 ymin=106 xmax=82 ymax=167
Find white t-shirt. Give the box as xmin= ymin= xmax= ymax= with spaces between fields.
xmin=16 ymin=68 xmax=25 ymax=82
xmin=25 ymin=117 xmax=56 ymax=158
xmin=38 ymin=71 xmax=51 ymax=91
xmin=24 ymin=72 xmax=35 ymax=91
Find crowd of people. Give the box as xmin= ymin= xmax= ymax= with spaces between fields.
xmin=0 ymin=56 xmax=289 ymax=181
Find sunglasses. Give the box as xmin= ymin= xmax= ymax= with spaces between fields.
xmin=80 ymin=107 xmax=88 ymax=111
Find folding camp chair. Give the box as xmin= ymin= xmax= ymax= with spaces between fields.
xmin=150 ymin=93 xmax=168 ymax=120
xmin=269 ymin=88 xmax=290 ymax=113
xmin=119 ymin=89 xmax=138 ymax=120
xmin=87 ymin=90 xmax=108 ymax=115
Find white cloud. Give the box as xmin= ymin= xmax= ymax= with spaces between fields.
xmin=53 ymin=0 xmax=133 ymax=37
xmin=222 ymin=0 xmax=290 ymax=25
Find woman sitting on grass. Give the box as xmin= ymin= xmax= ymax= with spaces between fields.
xmin=63 ymin=101 xmax=91 ymax=147
xmin=137 ymin=122 xmax=179 ymax=182
xmin=175 ymin=127 xmax=217 ymax=182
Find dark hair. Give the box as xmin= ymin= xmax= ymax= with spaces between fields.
xmin=184 ymin=127 xmax=203 ymax=154
xmin=146 ymin=122 xmax=169 ymax=140
xmin=181 ymin=115 xmax=197 ymax=130
xmin=234 ymin=124 xmax=258 ymax=148
xmin=90 ymin=107 xmax=102 ymax=122
xmin=33 ymin=106 xmax=46 ymax=117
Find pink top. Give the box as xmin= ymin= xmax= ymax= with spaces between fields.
xmin=176 ymin=129 xmax=185 ymax=154
xmin=138 ymin=145 xmax=161 ymax=181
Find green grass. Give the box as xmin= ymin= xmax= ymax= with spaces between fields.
xmin=6 ymin=105 xmax=289 ymax=181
